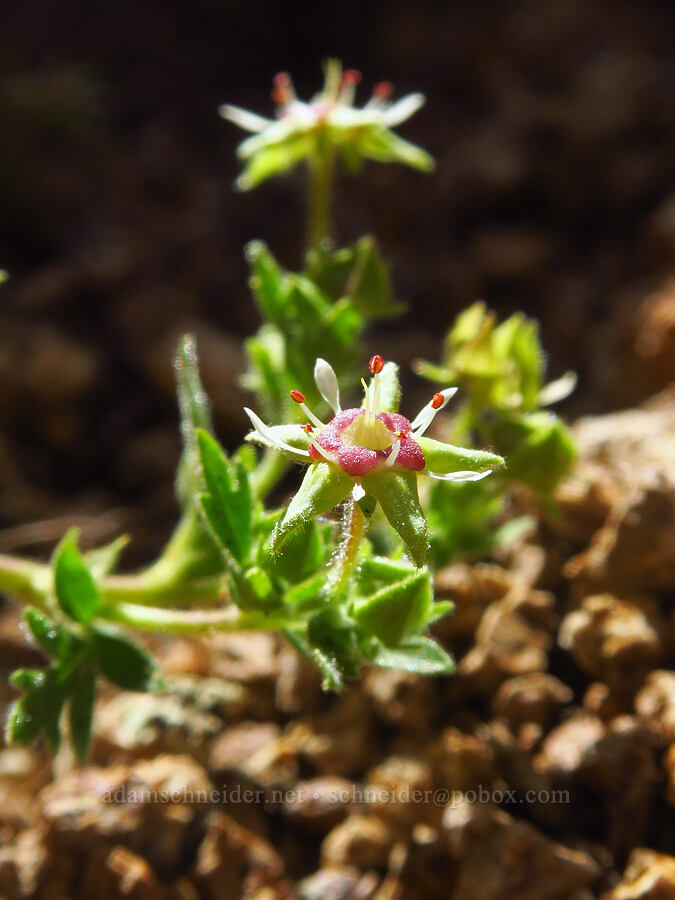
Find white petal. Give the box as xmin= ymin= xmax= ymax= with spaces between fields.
xmin=411 ymin=387 xmax=458 ymax=432
xmin=428 ymin=469 xmax=493 ymax=482
xmin=218 ymin=104 xmax=272 ymax=133
xmin=243 ymin=408 xmax=310 ymax=458
xmin=539 ymin=371 xmax=577 ymax=406
xmin=381 ymin=93 xmax=425 ymax=127
xmin=352 ymin=484 xmax=366 ymax=501
xmin=314 ymin=358 xmax=341 ymax=413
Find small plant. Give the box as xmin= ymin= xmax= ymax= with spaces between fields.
xmin=1 ymin=62 xmax=574 ymax=761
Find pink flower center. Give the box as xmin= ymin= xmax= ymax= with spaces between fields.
xmin=308 ymin=408 xmax=425 ymax=477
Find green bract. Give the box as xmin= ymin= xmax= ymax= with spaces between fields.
xmin=220 ymin=60 xmax=433 ymax=190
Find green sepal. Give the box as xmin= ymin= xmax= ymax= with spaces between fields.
xmin=68 ymin=668 xmax=96 ymax=763
xmin=196 ymin=429 xmax=252 ymax=565
xmin=355 ymin=126 xmax=434 ymax=172
xmin=91 ymin=627 xmax=164 ymax=692
xmin=53 ymin=529 xmax=100 ymax=625
xmin=272 ymin=463 xmax=352 ymax=552
xmin=236 ymin=133 xmax=315 ymax=190
xmin=372 ymin=636 xmax=455 ymax=675
xmin=353 ymin=570 xmax=432 ymax=646
xmin=416 ymin=436 xmax=505 ymax=475
xmin=361 ymin=471 xmax=428 ymax=567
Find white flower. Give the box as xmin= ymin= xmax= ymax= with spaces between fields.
xmin=219 ymin=61 xmax=433 ymax=190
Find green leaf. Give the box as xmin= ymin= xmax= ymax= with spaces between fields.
xmin=69 ymin=668 xmax=96 ymax=763
xmin=197 ymin=429 xmax=252 ymax=565
xmin=272 ymin=463 xmax=352 ymax=552
xmin=53 ymin=529 xmax=100 ymax=625
xmin=283 ymin=627 xmax=343 ymax=691
xmin=86 ymin=535 xmax=129 ymax=580
xmin=416 ymin=436 xmax=505 ymax=475
xmin=361 ymin=471 xmax=428 ymax=567
xmin=346 ymin=237 xmax=400 ymax=321
xmin=353 ymin=571 xmax=432 ymax=646
xmin=372 ymin=636 xmax=455 ymax=675
xmin=246 ymin=242 xmax=288 ymax=325
xmin=24 ymin=608 xmax=70 ymax=660
xmin=6 ymin=668 xmax=67 ymax=754
xmin=271 ymin=519 xmax=327 ymax=583
xmin=175 ymin=333 xmax=214 ymax=447
xmin=92 ymin=628 xmax=164 ymax=692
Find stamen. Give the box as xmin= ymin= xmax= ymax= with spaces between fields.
xmin=369 ymin=354 xmax=384 ymax=375
xmin=301 ymin=422 xmax=313 ymax=434
xmin=244 ymin=408 xmax=310 ymax=458
xmin=361 ymin=377 xmax=371 ymax=421
xmin=411 ymin=387 xmax=458 ymax=435
xmin=290 ymin=389 xmax=324 ymax=429
xmin=342 ymin=69 xmax=362 ymax=86
xmin=373 ymin=81 xmax=393 ymax=100
xmin=385 ymin=437 xmax=401 ymax=467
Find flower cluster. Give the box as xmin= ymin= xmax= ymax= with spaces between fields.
xmin=245 ymin=357 xmax=505 ymax=566
xmin=220 ymin=60 xmax=433 ymax=190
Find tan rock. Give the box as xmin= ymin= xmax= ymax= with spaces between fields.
xmin=602 ymin=848 xmax=675 ymax=899
xmin=635 ymin=671 xmax=675 ymax=741
xmin=283 ymin=777 xmax=354 ymax=832
xmin=493 ymin=673 xmax=573 ymax=729
xmin=443 ymin=798 xmax=599 ymax=899
xmin=321 ymin=815 xmax=393 ymax=868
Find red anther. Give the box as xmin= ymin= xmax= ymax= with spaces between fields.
xmin=290 ymin=390 xmax=306 ymax=404
xmin=431 ymin=392 xmax=444 ymax=410
xmin=342 ymin=69 xmax=362 ymax=86
xmin=369 ymin=354 xmax=384 ymax=375
xmin=396 ymin=429 xmax=406 ymax=439
xmin=301 ymin=422 xmax=314 ymax=433
xmin=373 ymin=81 xmax=393 ymax=100
xmin=272 ymin=72 xmax=292 ymax=104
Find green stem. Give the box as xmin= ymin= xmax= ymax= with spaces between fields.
xmin=99 ymin=601 xmax=289 ymax=635
xmin=308 ymin=139 xmax=334 ymax=252
xmin=325 ymin=499 xmax=365 ymax=599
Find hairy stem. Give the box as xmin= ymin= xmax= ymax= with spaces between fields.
xmin=100 ymin=601 xmax=289 ymax=635
xmin=325 ymin=499 xmax=365 ymax=599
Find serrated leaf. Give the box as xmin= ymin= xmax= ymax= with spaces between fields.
xmin=92 ymin=628 xmax=164 ymax=692
xmin=361 ymin=471 xmax=428 ymax=567
xmin=197 ymin=429 xmax=252 ymax=565
xmin=69 ymin=668 xmax=96 ymax=763
xmin=53 ymin=529 xmax=100 ymax=625
xmin=272 ymin=463 xmax=352 ymax=552
xmin=373 ymin=636 xmax=455 ymax=675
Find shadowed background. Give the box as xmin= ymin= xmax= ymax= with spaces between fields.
xmin=1 ymin=0 xmax=674 ymax=562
